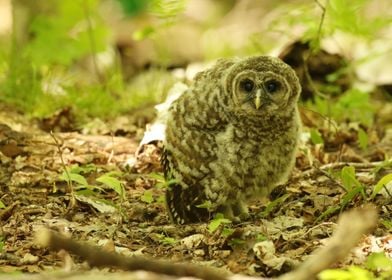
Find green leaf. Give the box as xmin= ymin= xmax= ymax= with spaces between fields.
xmin=358 ymin=128 xmax=368 ymax=150
xmin=310 ymin=129 xmax=324 ymax=145
xmin=380 ymin=219 xmax=392 ymax=229
xmin=141 ymin=190 xmax=154 ymax=204
xmin=208 ymin=213 xmax=232 ymax=233
xmin=0 ymin=200 xmax=5 ymax=209
xmin=116 ymin=0 xmax=148 ymax=16
xmin=0 ymin=236 xmax=4 ymax=252
xmin=133 ymin=26 xmax=156 ymax=40
xmin=222 ymin=227 xmax=235 ymax=237
xmin=319 ymin=266 xmax=374 ymax=280
xmin=147 ymin=172 xmax=166 ymax=181
xmin=370 ymin=173 xmax=392 ymax=199
xmin=60 ymin=172 xmax=88 ymax=186
xmin=96 ymin=174 xmax=124 ymax=198
xmin=160 ymin=236 xmax=177 ymax=245
xmin=340 ymin=166 xmax=362 ymax=192
xmin=259 ymin=194 xmax=290 ymax=218
xmin=366 ymin=252 xmax=392 ymax=271
xmin=316 ymin=205 xmax=340 ymax=223
xmin=196 ymin=200 xmax=213 ymax=209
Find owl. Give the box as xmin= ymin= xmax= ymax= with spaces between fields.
xmin=162 ymin=56 xmax=301 ymax=224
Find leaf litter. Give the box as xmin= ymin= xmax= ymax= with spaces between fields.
xmin=0 ymin=58 xmax=392 ymax=278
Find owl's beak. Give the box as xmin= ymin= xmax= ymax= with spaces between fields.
xmin=254 ymin=89 xmax=262 ymax=109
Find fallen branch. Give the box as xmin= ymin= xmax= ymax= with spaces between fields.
xmin=278 ymin=205 xmax=378 ymax=280
xmin=35 ymin=229 xmax=228 ymax=280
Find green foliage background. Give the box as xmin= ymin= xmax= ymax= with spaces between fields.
xmin=0 ymin=0 xmax=390 ymax=127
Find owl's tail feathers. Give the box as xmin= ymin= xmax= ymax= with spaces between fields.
xmin=165 ymin=184 xmax=210 ymax=224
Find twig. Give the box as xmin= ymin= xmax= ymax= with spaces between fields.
xmin=278 ymin=205 xmax=378 ymax=280
xmin=300 ymin=161 xmax=389 ymax=179
xmin=49 ymin=131 xmax=76 ymax=209
xmin=35 ymin=229 xmax=229 ymax=280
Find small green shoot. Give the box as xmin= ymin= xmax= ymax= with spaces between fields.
xmin=310 ymin=129 xmax=324 ymax=145
xmin=148 ymin=172 xmax=178 ymax=189
xmin=228 ymin=238 xmax=246 ymax=246
xmin=259 ymin=194 xmax=290 ymax=218
xmin=366 ymin=252 xmax=392 ymax=274
xmin=0 ymin=200 xmax=5 ymax=209
xmin=318 ymin=265 xmax=374 ymax=280
xmin=357 ymin=128 xmax=369 ymax=150
xmin=208 ymin=213 xmax=232 ymax=233
xmin=340 ymin=166 xmax=364 ymax=193
xmin=96 ymin=172 xmax=125 ymax=199
xmin=380 ymin=219 xmax=392 ymax=230
xmin=196 ymin=200 xmax=214 ymax=210
xmin=222 ymin=227 xmax=235 ymax=238
xmin=370 ymin=173 xmax=392 ymax=199
xmin=372 ymin=160 xmax=392 ymax=175
xmin=60 ymin=171 xmax=88 ymax=187
xmin=316 ymin=205 xmax=341 ymax=223
xmin=160 ymin=236 xmax=177 ymax=245
xmin=317 ymin=166 xmax=367 ymax=222
xmin=319 ymin=252 xmax=392 ymax=279
xmin=0 ymin=236 xmax=4 ymax=252
xmin=141 ymin=190 xmax=154 ymax=204
xmin=256 ymin=234 xmax=268 ymax=242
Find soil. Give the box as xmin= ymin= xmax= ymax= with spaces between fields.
xmin=0 ymin=102 xmax=391 ymax=278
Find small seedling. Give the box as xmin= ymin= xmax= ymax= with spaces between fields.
xmin=140 ymin=190 xmax=154 ymax=204
xmin=357 ymin=128 xmax=369 ymax=150
xmin=370 ymin=173 xmax=392 ymax=199
xmin=208 ymin=213 xmax=232 ymax=233
xmin=310 ymin=128 xmax=324 ymax=145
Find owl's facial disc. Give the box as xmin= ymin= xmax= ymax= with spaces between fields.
xmin=234 ymin=71 xmax=290 ymax=113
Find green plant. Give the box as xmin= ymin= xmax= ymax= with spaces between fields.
xmin=0 ymin=236 xmax=4 ymax=253
xmin=317 ymin=166 xmax=366 ymax=222
xmin=318 ymin=252 xmax=392 ymax=280
xmin=318 ymin=265 xmax=374 ymax=280
xmin=366 ymin=252 xmax=392 ymax=278
xmin=127 ymin=0 xmax=187 ymax=40
xmin=140 ymin=189 xmax=154 ymax=204
xmin=310 ymin=128 xmax=324 ymax=145
xmin=208 ymin=213 xmax=232 ymax=233
xmin=145 ymin=172 xmax=178 ymax=204
xmin=96 ymin=171 xmax=125 ymax=199
xmin=259 ymin=194 xmax=290 ymax=218
xmin=370 ymin=173 xmax=392 ymax=199
xmin=309 ymin=89 xmax=375 ymax=126
xmin=155 ymin=233 xmax=177 ymax=245
xmin=357 ymin=128 xmax=369 ymax=150
xmin=59 ymin=164 xmax=126 ymax=211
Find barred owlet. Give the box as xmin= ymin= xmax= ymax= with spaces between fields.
xmin=163 ymin=56 xmax=301 ymax=224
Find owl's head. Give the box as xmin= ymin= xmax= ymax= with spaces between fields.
xmin=224 ymin=56 xmax=300 ymax=115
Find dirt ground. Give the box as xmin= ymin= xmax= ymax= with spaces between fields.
xmin=0 ymin=101 xmax=391 ymax=278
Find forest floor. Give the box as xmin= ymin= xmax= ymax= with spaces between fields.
xmin=0 ymin=92 xmax=391 ymax=278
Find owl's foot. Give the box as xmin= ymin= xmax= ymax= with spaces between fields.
xmin=217 ymin=201 xmax=250 ymax=223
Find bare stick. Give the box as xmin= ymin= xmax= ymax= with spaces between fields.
xmin=50 ymin=131 xmax=76 ymax=209
xmin=35 ymin=229 xmax=228 ymax=280
xmin=278 ymin=205 xmax=378 ymax=280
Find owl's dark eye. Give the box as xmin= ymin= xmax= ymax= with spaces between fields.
xmin=239 ymin=79 xmax=254 ymax=93
xmin=265 ymin=80 xmax=280 ymax=93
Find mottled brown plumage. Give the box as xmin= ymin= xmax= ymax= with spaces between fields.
xmin=163 ymin=56 xmax=301 ymax=224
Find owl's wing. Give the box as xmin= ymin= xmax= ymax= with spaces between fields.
xmin=163 ymin=99 xmax=228 ymax=223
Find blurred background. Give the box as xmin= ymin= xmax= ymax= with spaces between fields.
xmin=0 ymin=0 xmax=391 ymax=137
